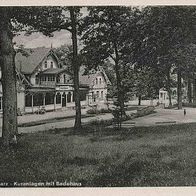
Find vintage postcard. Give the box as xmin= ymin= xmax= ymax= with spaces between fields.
xmin=0 ymin=0 xmax=196 ymax=196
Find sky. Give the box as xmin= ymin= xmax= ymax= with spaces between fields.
xmin=14 ymin=29 xmax=72 ymax=49
xmin=13 ymin=7 xmax=88 ymax=49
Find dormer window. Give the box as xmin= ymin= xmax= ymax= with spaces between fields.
xmin=44 ymin=61 xmax=47 ymax=68
xmin=51 ymin=61 xmax=53 ymax=68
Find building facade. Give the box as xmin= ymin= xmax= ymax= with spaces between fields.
xmin=0 ymin=47 xmax=110 ymax=114
xmin=159 ymin=87 xmax=188 ymax=107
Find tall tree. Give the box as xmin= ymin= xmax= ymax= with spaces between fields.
xmin=69 ymin=7 xmax=82 ymax=129
xmin=0 ymin=6 xmax=70 ymax=146
xmin=81 ymin=6 xmax=141 ymax=114
xmin=138 ymin=6 xmax=196 ymax=109
xmin=54 ymin=44 xmax=72 ymax=71
xmin=0 ymin=7 xmax=18 ymax=146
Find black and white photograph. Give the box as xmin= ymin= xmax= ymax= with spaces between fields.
xmin=0 ymin=2 xmax=196 ymax=193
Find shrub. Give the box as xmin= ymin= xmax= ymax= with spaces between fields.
xmin=100 ymin=108 xmax=111 ymax=113
xmin=182 ymin=102 xmax=196 ymax=108
xmin=136 ymin=106 xmax=155 ymax=117
xmin=87 ymin=108 xmax=100 ymax=115
xmin=87 ymin=108 xmax=111 ymax=115
xmin=89 ymin=119 xmax=113 ymax=127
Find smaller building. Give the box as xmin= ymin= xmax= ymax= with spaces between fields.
xmin=80 ymin=69 xmax=111 ymax=109
xmin=158 ymin=87 xmax=188 ymax=106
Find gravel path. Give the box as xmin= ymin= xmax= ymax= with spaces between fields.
xmin=1 ymin=107 xmax=196 ymax=136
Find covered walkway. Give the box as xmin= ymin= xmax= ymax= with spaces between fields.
xmin=25 ymin=87 xmax=74 ymax=113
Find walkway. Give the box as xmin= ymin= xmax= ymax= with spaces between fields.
xmin=1 ymin=107 xmax=196 ymax=136
xmin=0 ymin=108 xmax=136 ymax=136
xmin=122 ymin=107 xmax=196 ymax=127
xmin=0 ymin=108 xmax=86 ymax=136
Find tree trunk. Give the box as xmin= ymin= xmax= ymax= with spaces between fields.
xmin=113 ymin=41 xmax=125 ymax=115
xmin=114 ymin=60 xmax=125 ymax=114
xmin=0 ymin=8 xmax=18 ymax=146
xmin=193 ymin=73 xmax=196 ymax=105
xmin=187 ymin=78 xmax=192 ymax=103
xmin=70 ymin=7 xmax=82 ymax=130
xmin=166 ymin=68 xmax=172 ymax=107
xmin=177 ymin=66 xmax=182 ymax=109
xmin=138 ymin=95 xmax=141 ymax=106
xmin=167 ymin=89 xmax=172 ymax=107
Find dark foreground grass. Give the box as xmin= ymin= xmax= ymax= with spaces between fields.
xmin=0 ymin=123 xmax=196 ymax=186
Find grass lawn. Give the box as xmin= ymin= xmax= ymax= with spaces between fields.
xmin=0 ymin=123 xmax=196 ymax=187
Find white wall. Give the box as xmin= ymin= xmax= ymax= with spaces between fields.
xmin=92 ymin=73 xmax=107 ymax=101
xmin=17 ymin=91 xmax=25 ymax=112
xmin=92 ymin=74 xmax=107 ymax=89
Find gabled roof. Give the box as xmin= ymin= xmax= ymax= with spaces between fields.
xmin=16 ymin=68 xmax=32 ymax=87
xmin=15 ymin=47 xmax=58 ymax=74
xmin=79 ymin=73 xmax=97 ymax=86
xmin=97 ymin=66 xmax=111 ymax=85
xmin=79 ymin=71 xmax=111 ymax=87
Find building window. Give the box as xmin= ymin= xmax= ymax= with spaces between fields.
xmin=33 ymin=93 xmax=44 ymax=106
xmin=45 ymin=92 xmax=54 ymax=105
xmin=41 ymin=76 xmax=46 ymax=81
xmin=67 ymin=92 xmax=72 ymax=103
xmin=63 ymin=75 xmax=70 ymax=83
xmin=96 ymin=78 xmax=98 ymax=85
xmin=92 ymin=92 xmax=95 ymax=102
xmin=99 ymin=78 xmax=102 ymax=84
xmin=56 ymin=93 xmax=61 ymax=104
xmin=25 ymin=94 xmax=32 ymax=107
xmin=96 ymin=91 xmax=99 ymax=98
xmin=44 ymin=61 xmax=47 ymax=68
xmin=101 ymin=91 xmax=103 ymax=100
xmin=47 ymin=76 xmax=55 ymax=81
xmin=51 ymin=61 xmax=53 ymax=68
xmin=35 ymin=75 xmax=39 ymax=84
xmin=57 ymin=76 xmax=60 ymax=83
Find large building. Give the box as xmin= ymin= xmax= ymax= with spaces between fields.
xmin=0 ymin=47 xmax=111 ymax=114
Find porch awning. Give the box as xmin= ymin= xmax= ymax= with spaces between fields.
xmin=25 ymin=86 xmax=56 ymax=94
